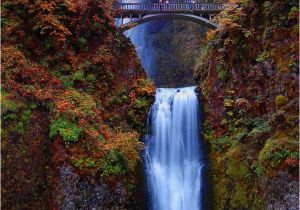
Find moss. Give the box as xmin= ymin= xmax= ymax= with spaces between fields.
xmin=213 ymin=175 xmax=227 ymax=210
xmin=230 ymin=185 xmax=249 ymax=209
xmin=226 ymin=145 xmax=248 ymax=178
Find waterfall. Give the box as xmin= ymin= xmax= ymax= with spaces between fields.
xmin=145 ymin=86 xmax=205 ymax=210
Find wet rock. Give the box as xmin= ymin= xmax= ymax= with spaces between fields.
xmin=262 ymin=171 xmax=299 ymax=210
xmin=54 ymin=165 xmax=126 ymax=210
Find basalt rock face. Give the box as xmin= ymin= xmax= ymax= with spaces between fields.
xmin=1 ymin=0 xmax=154 ymax=209
xmin=53 ymin=164 xmax=127 ymax=209
xmin=194 ymin=0 xmax=298 ymax=209
xmin=262 ymin=171 xmax=299 ymax=210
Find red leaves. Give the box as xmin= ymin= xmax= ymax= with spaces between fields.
xmin=285 ymin=157 xmax=298 ymax=168
xmin=100 ymin=124 xmax=111 ymax=139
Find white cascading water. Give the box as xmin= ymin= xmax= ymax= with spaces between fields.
xmin=145 ymin=86 xmax=204 ymax=210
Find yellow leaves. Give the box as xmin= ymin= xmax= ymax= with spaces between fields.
xmin=38 ymin=1 xmax=56 ymax=13
xmin=103 ymin=131 xmax=144 ymax=163
xmin=228 ymin=0 xmax=241 ymax=3
xmin=219 ymin=18 xmax=241 ymax=29
xmin=63 ymin=0 xmax=77 ymax=12
xmin=206 ymin=29 xmax=216 ymax=42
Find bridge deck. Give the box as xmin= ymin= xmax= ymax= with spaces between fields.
xmin=114 ymin=3 xmax=226 ymax=17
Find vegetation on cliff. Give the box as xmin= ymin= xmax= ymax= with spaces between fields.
xmin=2 ymin=0 xmax=154 ymax=208
xmin=195 ymin=0 xmax=299 ymax=209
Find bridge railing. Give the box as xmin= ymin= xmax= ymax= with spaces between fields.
xmin=114 ymin=3 xmax=225 ymax=12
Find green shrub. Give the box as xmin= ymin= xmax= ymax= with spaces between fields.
xmin=100 ymin=150 xmax=127 ymax=177
xmin=86 ymin=74 xmax=96 ymax=83
xmin=289 ymin=6 xmax=299 ymax=18
xmin=216 ymin=63 xmax=228 ymax=81
xmin=3 ymin=113 xmax=17 ymax=120
xmin=236 ymin=128 xmax=248 ymax=141
xmin=74 ymin=158 xmax=96 ymax=169
xmin=78 ymin=37 xmax=87 ymax=47
xmin=108 ymin=96 xmax=122 ymax=107
xmin=16 ymin=122 xmax=24 ymax=135
xmin=2 ymin=1 xmax=14 ymax=10
xmin=49 ymin=117 xmax=83 ymax=143
xmin=247 ymin=117 xmax=271 ymax=138
xmin=98 ymin=135 xmax=106 ymax=142
xmin=127 ymin=110 xmax=144 ymax=132
xmin=86 ymin=159 xmax=96 ymax=168
xmin=73 ymin=70 xmax=84 ymax=81
xmin=251 ymin=161 xmax=263 ymax=177
xmin=21 ymin=110 xmax=32 ymax=122
xmin=1 ymin=91 xmax=18 ymax=115
xmin=212 ymin=136 xmax=233 ymax=152
xmin=255 ymin=53 xmax=265 ymax=63
xmin=60 ymin=75 xmax=74 ymax=88
xmin=132 ymin=98 xmax=148 ymax=109
xmin=44 ymin=36 xmax=55 ymax=50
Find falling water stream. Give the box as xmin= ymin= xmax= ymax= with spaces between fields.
xmin=145 ymin=86 xmax=205 ymax=210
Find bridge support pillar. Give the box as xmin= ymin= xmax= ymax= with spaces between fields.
xmin=130 ymin=14 xmax=132 ymax=21
xmin=209 ymin=14 xmax=212 ymax=20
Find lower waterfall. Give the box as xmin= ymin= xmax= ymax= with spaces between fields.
xmin=145 ymin=86 xmax=205 ymax=210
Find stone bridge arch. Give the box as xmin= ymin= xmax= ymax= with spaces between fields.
xmin=114 ymin=2 xmax=227 ymax=31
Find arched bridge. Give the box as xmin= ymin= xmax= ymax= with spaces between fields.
xmin=113 ymin=2 xmax=226 ymax=30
